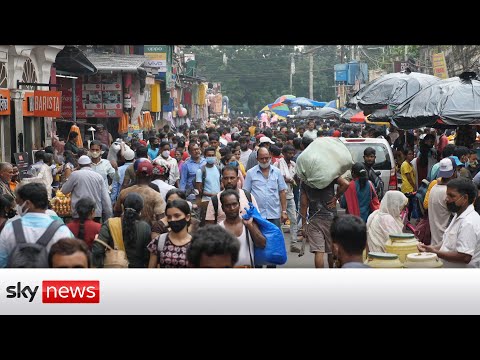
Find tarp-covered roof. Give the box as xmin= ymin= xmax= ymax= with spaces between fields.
xmin=85 ymin=53 xmax=147 ymax=72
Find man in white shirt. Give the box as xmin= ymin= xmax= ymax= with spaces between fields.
xmin=418 ymin=177 xmax=480 ymax=267
xmin=427 ymin=158 xmax=457 ymax=246
xmin=154 ymin=141 xmax=180 ymax=187
xmin=302 ymin=119 xmax=318 ymax=140
xmin=274 ymin=144 xmax=299 ymax=252
xmin=151 ymin=161 xmax=175 ymax=200
xmin=21 ymin=151 xmax=53 ymax=201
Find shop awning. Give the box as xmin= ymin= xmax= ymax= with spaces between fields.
xmin=54 ymin=45 xmax=97 ymax=75
xmin=85 ymin=53 xmax=148 ymax=72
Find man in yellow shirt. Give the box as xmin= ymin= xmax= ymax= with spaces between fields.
xmin=401 ymin=148 xmax=416 ymax=194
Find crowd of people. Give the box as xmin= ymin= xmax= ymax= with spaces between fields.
xmin=0 ymin=116 xmax=479 ymax=268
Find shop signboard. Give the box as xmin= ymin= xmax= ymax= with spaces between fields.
xmin=59 ymin=76 xmax=84 ymax=118
xmin=144 ymin=45 xmax=168 ymax=72
xmin=0 ymin=89 xmax=11 ymax=115
xmin=393 ymin=61 xmax=417 ymax=73
xmin=432 ymin=52 xmax=449 ymax=79
xmin=33 ymin=91 xmax=61 ymax=117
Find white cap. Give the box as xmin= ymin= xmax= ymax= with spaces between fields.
xmin=259 ymin=136 xmax=275 ymax=144
xmin=437 ymin=157 xmax=455 ymax=178
xmin=123 ymin=149 xmax=135 ymax=161
xmin=78 ymin=155 xmax=92 ymax=165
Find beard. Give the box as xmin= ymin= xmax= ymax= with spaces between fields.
xmin=224 ymin=183 xmax=236 ymax=190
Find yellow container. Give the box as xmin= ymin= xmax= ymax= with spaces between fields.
xmin=403 ymin=252 xmax=443 ymax=268
xmin=385 ymin=233 xmax=419 ymax=262
xmin=365 ymin=252 xmax=403 ymax=268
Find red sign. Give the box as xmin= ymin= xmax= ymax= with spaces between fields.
xmin=42 ymin=281 xmax=100 ymax=303
xmin=0 ymin=89 xmax=10 ymax=115
xmin=33 ymin=90 xmax=61 ymax=117
xmin=59 ymin=77 xmax=83 ymax=119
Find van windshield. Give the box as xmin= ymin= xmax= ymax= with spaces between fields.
xmin=344 ymin=143 xmax=392 ymax=170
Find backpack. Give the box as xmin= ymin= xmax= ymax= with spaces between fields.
xmin=8 ymin=219 xmax=64 ymax=268
xmin=367 ymin=167 xmax=384 ymax=201
xmin=211 ymin=189 xmax=252 ymax=223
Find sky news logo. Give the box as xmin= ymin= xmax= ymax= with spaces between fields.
xmin=42 ymin=281 xmax=100 ymax=303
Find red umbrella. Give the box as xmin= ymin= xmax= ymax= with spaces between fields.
xmin=350 ymin=111 xmax=366 ymax=123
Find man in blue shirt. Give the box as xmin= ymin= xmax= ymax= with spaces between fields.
xmin=180 ymin=143 xmax=206 ymax=201
xmin=243 ymin=147 xmax=288 ymax=228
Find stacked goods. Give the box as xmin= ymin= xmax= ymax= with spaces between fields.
xmin=296 ymin=137 xmax=354 ymax=189
xmin=51 ymin=190 xmax=71 ymax=217
xmin=385 ymin=233 xmax=419 ymax=262
xmin=364 ymin=252 xmax=403 ymax=268
xmin=403 ymin=252 xmax=443 ymax=268
xmin=118 ymin=112 xmax=130 ymax=134
xmin=143 ymin=111 xmax=154 ymax=129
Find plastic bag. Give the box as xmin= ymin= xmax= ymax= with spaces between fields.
xmin=296 ymin=137 xmax=354 ymax=190
xmin=242 ymin=202 xmax=287 ymax=266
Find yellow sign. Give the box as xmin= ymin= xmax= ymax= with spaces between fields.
xmin=432 ymin=52 xmax=449 ymax=79
xmin=145 ymin=53 xmax=166 ymax=61
xmin=151 ymin=82 xmax=161 ymax=112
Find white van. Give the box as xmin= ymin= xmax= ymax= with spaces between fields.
xmin=340 ymin=137 xmax=398 ymax=194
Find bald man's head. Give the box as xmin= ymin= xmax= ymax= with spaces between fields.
xmin=257 ymin=147 xmax=270 ymax=159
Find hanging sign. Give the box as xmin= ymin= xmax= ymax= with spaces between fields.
xmin=0 ymin=89 xmax=10 ymax=115
xmin=33 ymin=90 xmax=61 ymax=117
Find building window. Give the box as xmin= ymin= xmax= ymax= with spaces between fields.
xmin=20 ymin=58 xmax=37 ymax=90
xmin=0 ymin=62 xmax=6 ymax=89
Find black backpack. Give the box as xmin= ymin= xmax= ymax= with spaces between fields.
xmin=7 ymin=219 xmax=64 ymax=268
xmin=211 ymin=189 xmax=252 ymax=223
xmin=367 ymin=168 xmax=385 ymax=200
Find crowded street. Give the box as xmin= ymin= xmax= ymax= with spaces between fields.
xmin=0 ymin=44 xmax=479 ymax=269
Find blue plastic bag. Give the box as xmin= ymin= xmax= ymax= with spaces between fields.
xmin=242 ymin=202 xmax=287 ymax=266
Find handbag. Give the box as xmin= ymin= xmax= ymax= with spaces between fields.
xmin=242 ymin=202 xmax=287 ymax=266
xmin=414 ymin=214 xmax=431 ymax=245
xmin=93 ymin=218 xmax=129 ymax=268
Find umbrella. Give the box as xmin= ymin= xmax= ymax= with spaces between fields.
xmin=294 ymin=110 xmax=315 ymax=119
xmin=351 ymin=111 xmax=367 ymax=123
xmin=308 ymin=108 xmax=343 ymax=120
xmin=340 ymin=108 xmax=360 ymax=123
xmin=258 ymin=102 xmax=290 ymax=119
xmin=391 ymin=72 xmax=480 ymax=129
xmin=274 ymin=94 xmax=295 ymax=103
xmin=284 ymin=97 xmax=327 ymax=107
xmin=347 ymin=70 xmax=441 ymax=115
xmin=325 ymin=100 xmax=337 ymax=108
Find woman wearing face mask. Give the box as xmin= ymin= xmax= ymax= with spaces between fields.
xmin=148 ymin=199 xmax=192 ymax=268
xmin=0 ymin=194 xmax=16 ymax=234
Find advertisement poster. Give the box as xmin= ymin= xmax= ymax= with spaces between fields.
xmin=13 ymin=152 xmax=30 ymax=180
xmin=80 ymin=74 xmax=123 ymax=117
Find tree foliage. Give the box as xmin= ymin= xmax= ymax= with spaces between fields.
xmin=190 ymin=45 xmax=337 ymax=116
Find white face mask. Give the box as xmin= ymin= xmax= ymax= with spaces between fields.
xmin=16 ymin=202 xmax=29 ymax=217
xmin=162 ymin=150 xmax=170 ymax=159
xmin=89 ymin=151 xmax=102 ymax=159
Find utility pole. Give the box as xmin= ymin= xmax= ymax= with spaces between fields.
xmin=309 ymin=53 xmax=313 ymax=99
xmin=290 ymin=53 xmax=294 ymax=94
xmin=405 ymin=45 xmax=408 ymax=61
xmin=351 ymin=45 xmax=355 ymax=61
xmin=302 ymin=45 xmax=323 ymax=100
